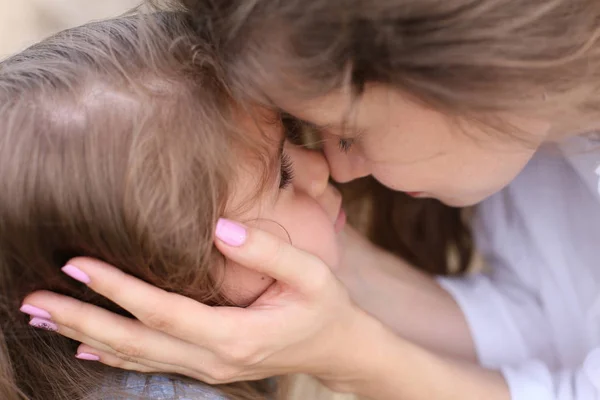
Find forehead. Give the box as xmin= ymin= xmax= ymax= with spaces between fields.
xmin=276 ymin=84 xmax=421 ymax=136
xmin=224 ymin=106 xmax=283 ymax=212
xmin=274 ymin=86 xmax=356 ymax=127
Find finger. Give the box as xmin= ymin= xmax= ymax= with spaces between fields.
xmin=75 ymin=343 xmax=259 ymax=386
xmin=75 ymin=343 xmax=157 ymax=374
xmin=68 ymin=322 xmax=278 ymax=384
xmin=54 ymin=322 xmax=115 ymax=356
xmin=215 ymin=219 xmax=333 ymax=295
xmin=57 ymin=322 xmax=160 ymax=369
xmin=62 ymin=319 xmax=220 ymax=383
xmin=74 ymin=342 xmax=210 ymax=382
xmin=45 ymin=257 xmax=231 ymax=342
xmin=58 ymin=321 xmax=213 ymax=381
xmin=23 ymin=291 xmax=211 ymax=367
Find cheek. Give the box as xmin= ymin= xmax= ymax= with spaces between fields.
xmin=370 ymin=163 xmax=430 ymax=191
xmin=274 ymin=198 xmax=340 ymax=269
xmin=218 ymin=263 xmax=275 ymax=306
xmin=461 ymin=149 xmax=536 ymax=199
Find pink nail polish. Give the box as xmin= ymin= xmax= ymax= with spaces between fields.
xmin=29 ymin=317 xmax=58 ymax=332
xmin=61 ymin=264 xmax=91 ymax=284
xmin=20 ymin=304 xmax=52 ymax=320
xmin=76 ymin=353 xmax=100 ymax=361
xmin=215 ymin=218 xmax=247 ymax=247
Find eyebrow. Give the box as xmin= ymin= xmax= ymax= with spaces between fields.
xmin=295 ymin=117 xmax=365 ymax=140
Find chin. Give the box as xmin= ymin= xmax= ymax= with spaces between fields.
xmin=435 ymin=193 xmax=482 ymax=207
xmin=440 ymin=189 xmax=499 ymax=207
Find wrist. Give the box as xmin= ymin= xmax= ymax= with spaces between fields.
xmin=323 ymin=314 xmax=510 ymax=400
xmin=317 ymin=307 xmax=395 ymax=393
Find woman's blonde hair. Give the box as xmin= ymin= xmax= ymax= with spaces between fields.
xmin=0 ymin=10 xmax=282 ymax=400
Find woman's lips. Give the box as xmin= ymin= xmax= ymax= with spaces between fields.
xmin=405 ymin=191 xmax=423 ymax=197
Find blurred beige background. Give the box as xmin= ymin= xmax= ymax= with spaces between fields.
xmin=0 ymin=0 xmax=140 ymax=58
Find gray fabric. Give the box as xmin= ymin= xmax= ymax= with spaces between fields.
xmin=100 ymin=372 xmax=229 ymax=399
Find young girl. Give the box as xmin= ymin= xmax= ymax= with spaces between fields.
xmin=0 ymin=9 xmax=348 ymax=400
xmin=23 ymin=0 xmax=600 ymax=399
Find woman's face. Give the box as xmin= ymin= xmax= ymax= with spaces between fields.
xmin=217 ymin=110 xmax=345 ymax=305
xmin=277 ymin=84 xmax=551 ymax=207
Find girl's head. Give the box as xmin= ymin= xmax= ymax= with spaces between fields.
xmin=0 ymin=10 xmax=341 ymax=400
xmin=182 ymin=0 xmax=600 ymax=206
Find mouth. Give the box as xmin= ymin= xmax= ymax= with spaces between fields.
xmin=405 ymin=191 xmax=424 ymax=198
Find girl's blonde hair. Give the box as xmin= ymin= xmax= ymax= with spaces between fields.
xmin=0 ymin=10 xmax=281 ymax=400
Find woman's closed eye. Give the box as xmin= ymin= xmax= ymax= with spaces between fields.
xmin=280 ymin=111 xmax=357 ymax=155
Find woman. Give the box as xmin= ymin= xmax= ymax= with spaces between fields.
xmin=24 ymin=0 xmax=600 ymax=399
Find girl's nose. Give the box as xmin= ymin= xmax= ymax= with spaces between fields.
xmin=285 ymin=143 xmax=330 ymax=198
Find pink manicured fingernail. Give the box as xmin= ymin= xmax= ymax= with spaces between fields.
xmin=20 ymin=304 xmax=52 ymax=320
xmin=215 ymin=218 xmax=247 ymax=247
xmin=29 ymin=317 xmax=58 ymax=332
xmin=61 ymin=264 xmax=91 ymax=284
xmin=76 ymin=353 xmax=100 ymax=361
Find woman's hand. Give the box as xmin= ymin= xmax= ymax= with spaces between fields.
xmin=21 ymin=219 xmax=372 ymax=389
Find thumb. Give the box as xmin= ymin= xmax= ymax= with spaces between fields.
xmin=214 ymin=218 xmax=332 ymax=295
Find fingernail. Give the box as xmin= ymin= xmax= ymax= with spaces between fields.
xmin=29 ymin=317 xmax=58 ymax=332
xmin=215 ymin=218 xmax=247 ymax=247
xmin=61 ymin=264 xmax=91 ymax=284
xmin=76 ymin=352 xmax=100 ymax=361
xmin=20 ymin=304 xmax=52 ymax=320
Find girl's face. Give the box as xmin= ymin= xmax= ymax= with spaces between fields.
xmin=218 ymin=110 xmax=345 ymax=305
xmin=276 ymin=85 xmax=551 ymax=207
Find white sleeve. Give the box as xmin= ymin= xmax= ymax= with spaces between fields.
xmin=436 ymin=187 xmax=563 ymax=369
xmin=437 ymin=270 xmax=558 ymax=369
xmin=501 ymin=351 xmax=600 ymax=400
xmin=436 ymin=187 xmax=600 ymax=400
xmin=438 ymin=274 xmax=600 ymax=400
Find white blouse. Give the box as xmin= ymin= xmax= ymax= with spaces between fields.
xmin=438 ymin=134 xmax=600 ymax=400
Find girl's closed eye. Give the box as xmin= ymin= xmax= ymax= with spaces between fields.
xmin=279 ymin=152 xmax=294 ymax=189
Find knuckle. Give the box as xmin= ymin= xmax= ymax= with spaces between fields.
xmin=107 ymin=355 xmax=130 ymax=369
xmin=138 ymin=292 xmax=177 ymax=331
xmin=66 ymin=301 xmax=92 ymax=330
xmin=308 ymin=265 xmax=331 ymax=293
xmin=111 ymin=339 xmax=144 ymax=360
xmin=208 ymin=365 xmax=241 ymax=383
xmin=219 ymin=340 xmax=259 ymax=366
xmin=118 ymin=354 xmax=142 ymax=364
xmin=255 ymin=236 xmax=286 ymax=268
xmin=142 ymin=309 xmax=173 ymax=332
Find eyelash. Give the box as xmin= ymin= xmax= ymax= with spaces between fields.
xmin=279 ymin=152 xmax=294 ymax=189
xmin=281 ymin=111 xmax=356 ymax=154
xmin=338 ymin=138 xmax=355 ymax=153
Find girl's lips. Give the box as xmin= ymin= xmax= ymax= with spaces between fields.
xmin=406 ymin=191 xmax=423 ymax=197
xmin=334 ymin=207 xmax=346 ymax=233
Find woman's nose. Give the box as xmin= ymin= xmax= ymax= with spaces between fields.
xmin=323 ymin=142 xmax=370 ymax=183
xmin=285 ymin=142 xmax=330 ymax=198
